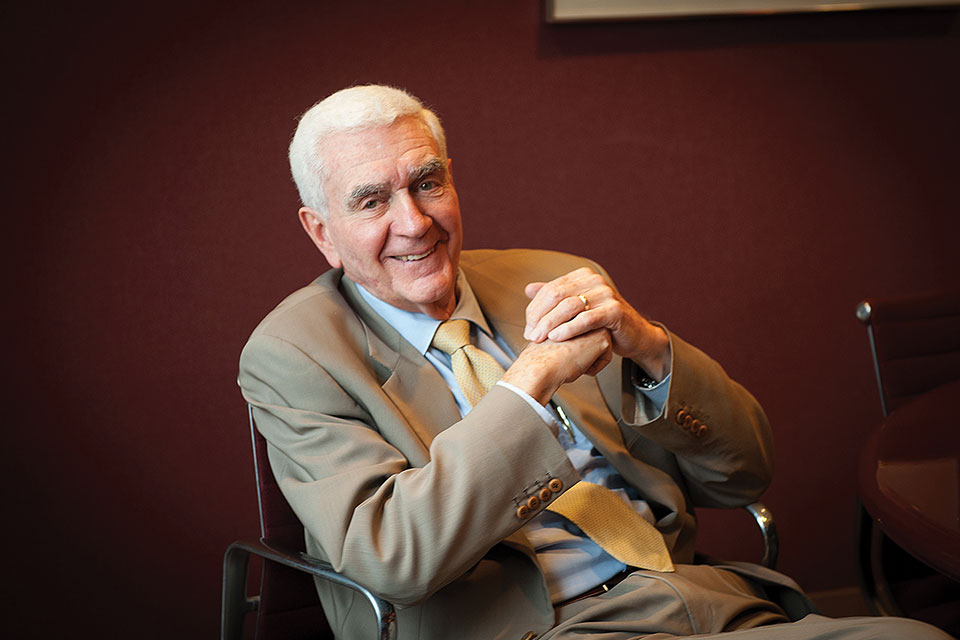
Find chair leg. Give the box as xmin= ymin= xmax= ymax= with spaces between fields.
xmin=222 ymin=542 xmax=256 ymax=640
xmin=856 ymin=500 xmax=901 ymax=617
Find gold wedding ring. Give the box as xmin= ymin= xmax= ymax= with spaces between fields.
xmin=577 ymin=294 xmax=589 ymax=310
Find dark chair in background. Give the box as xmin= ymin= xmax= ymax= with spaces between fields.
xmin=856 ymin=290 xmax=960 ymax=417
xmin=222 ymin=407 xmax=782 ymax=640
xmin=855 ymin=289 xmax=960 ymax=632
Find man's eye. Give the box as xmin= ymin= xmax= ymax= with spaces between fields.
xmin=417 ymin=180 xmax=439 ymax=191
xmin=362 ymin=198 xmax=381 ymax=209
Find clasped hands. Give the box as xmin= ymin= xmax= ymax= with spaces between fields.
xmin=501 ymin=267 xmax=670 ymax=406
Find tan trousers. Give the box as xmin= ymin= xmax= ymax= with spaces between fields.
xmin=544 ymin=565 xmax=951 ymax=639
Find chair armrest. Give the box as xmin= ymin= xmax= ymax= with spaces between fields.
xmin=221 ymin=539 xmax=397 ymax=640
xmin=222 ymin=504 xmax=776 ymax=640
xmin=695 ymin=503 xmax=778 ymax=569
xmin=745 ymin=502 xmax=779 ymax=570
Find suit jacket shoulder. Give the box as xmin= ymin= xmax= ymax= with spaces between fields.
xmin=460 ymin=248 xmax=609 ymax=290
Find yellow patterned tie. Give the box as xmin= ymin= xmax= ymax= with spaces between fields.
xmin=546 ymin=482 xmax=675 ymax=572
xmin=431 ymin=318 xmax=674 ymax=572
xmin=431 ymin=319 xmax=507 ymax=407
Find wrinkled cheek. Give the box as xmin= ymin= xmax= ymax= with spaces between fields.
xmin=354 ymin=230 xmax=390 ymax=268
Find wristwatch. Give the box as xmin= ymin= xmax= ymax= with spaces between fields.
xmin=631 ymin=364 xmax=660 ymax=390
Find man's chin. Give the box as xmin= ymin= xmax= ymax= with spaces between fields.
xmin=400 ymin=275 xmax=457 ymax=314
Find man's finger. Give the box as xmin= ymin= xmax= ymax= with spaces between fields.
xmin=527 ymin=295 xmax=590 ymax=342
xmin=524 ymin=268 xmax=604 ymax=338
xmin=524 ymin=284 xmax=569 ymax=338
xmin=578 ymin=329 xmax=613 ymax=377
xmin=584 ymin=342 xmax=613 ymax=376
xmin=546 ymin=307 xmax=605 ymax=343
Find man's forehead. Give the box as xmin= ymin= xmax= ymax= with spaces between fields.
xmin=322 ymin=120 xmax=443 ymax=189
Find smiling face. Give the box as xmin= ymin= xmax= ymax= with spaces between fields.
xmin=299 ymin=116 xmax=462 ymax=320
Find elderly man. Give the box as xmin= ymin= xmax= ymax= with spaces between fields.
xmin=239 ymin=85 xmax=946 ymax=640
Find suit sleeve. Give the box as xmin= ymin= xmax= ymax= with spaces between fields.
xmin=620 ymin=330 xmax=775 ymax=509
xmin=578 ymin=256 xmax=773 ymax=509
xmin=239 ymin=332 xmax=579 ymax=606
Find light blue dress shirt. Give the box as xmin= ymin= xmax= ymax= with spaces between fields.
xmin=357 ymin=273 xmax=670 ymax=603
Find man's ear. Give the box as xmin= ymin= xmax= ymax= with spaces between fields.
xmin=298 ymin=207 xmax=342 ymax=268
xmin=446 ymin=157 xmax=454 ymax=182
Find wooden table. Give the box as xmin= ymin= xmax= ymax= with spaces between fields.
xmin=859 ymin=378 xmax=960 ymax=582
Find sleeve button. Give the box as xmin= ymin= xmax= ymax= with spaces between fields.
xmin=526 ymin=495 xmax=541 ymax=510
xmin=548 ymin=478 xmax=564 ymax=493
xmin=517 ymin=505 xmax=530 ymax=519
xmin=539 ymin=487 xmax=553 ymax=502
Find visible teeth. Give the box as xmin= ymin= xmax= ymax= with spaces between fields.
xmin=396 ymin=246 xmax=436 ymax=262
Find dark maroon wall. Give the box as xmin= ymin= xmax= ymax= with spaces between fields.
xmin=5 ymin=2 xmax=959 ymax=636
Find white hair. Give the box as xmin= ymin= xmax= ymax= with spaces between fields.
xmin=288 ymin=85 xmax=447 ymax=216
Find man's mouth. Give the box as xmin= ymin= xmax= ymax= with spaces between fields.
xmin=392 ymin=243 xmax=438 ymax=262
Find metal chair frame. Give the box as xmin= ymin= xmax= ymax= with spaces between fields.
xmin=856 ymin=302 xmax=889 ymax=417
xmin=220 ymin=406 xmax=397 ymax=640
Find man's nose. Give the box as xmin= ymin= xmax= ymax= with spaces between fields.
xmin=391 ymin=191 xmax=431 ymax=236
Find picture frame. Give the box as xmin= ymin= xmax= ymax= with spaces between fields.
xmin=546 ymin=0 xmax=960 ymax=21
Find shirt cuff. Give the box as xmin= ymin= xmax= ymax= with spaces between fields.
xmin=495 ymin=380 xmax=560 ymax=434
xmin=636 ymin=373 xmax=670 ymax=413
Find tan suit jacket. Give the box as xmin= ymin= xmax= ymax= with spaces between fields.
xmin=239 ymin=249 xmax=795 ymax=640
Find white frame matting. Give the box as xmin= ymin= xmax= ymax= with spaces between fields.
xmin=546 ymin=0 xmax=960 ymax=21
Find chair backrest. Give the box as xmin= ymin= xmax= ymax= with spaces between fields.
xmin=249 ymin=407 xmax=333 ymax=639
xmin=856 ymin=289 xmax=960 ymax=416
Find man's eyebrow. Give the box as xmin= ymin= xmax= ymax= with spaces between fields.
xmin=344 ymin=158 xmax=447 ymax=210
xmin=345 ymin=182 xmax=388 ymax=210
xmin=407 ymin=158 xmax=447 ymax=185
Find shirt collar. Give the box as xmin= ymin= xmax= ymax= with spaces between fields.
xmin=355 ymin=270 xmax=494 ymax=355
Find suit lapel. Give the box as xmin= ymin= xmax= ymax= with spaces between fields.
xmin=339 ymin=276 xmax=462 ymax=450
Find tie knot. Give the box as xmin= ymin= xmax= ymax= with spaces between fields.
xmin=432 ymin=319 xmax=472 ymax=356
